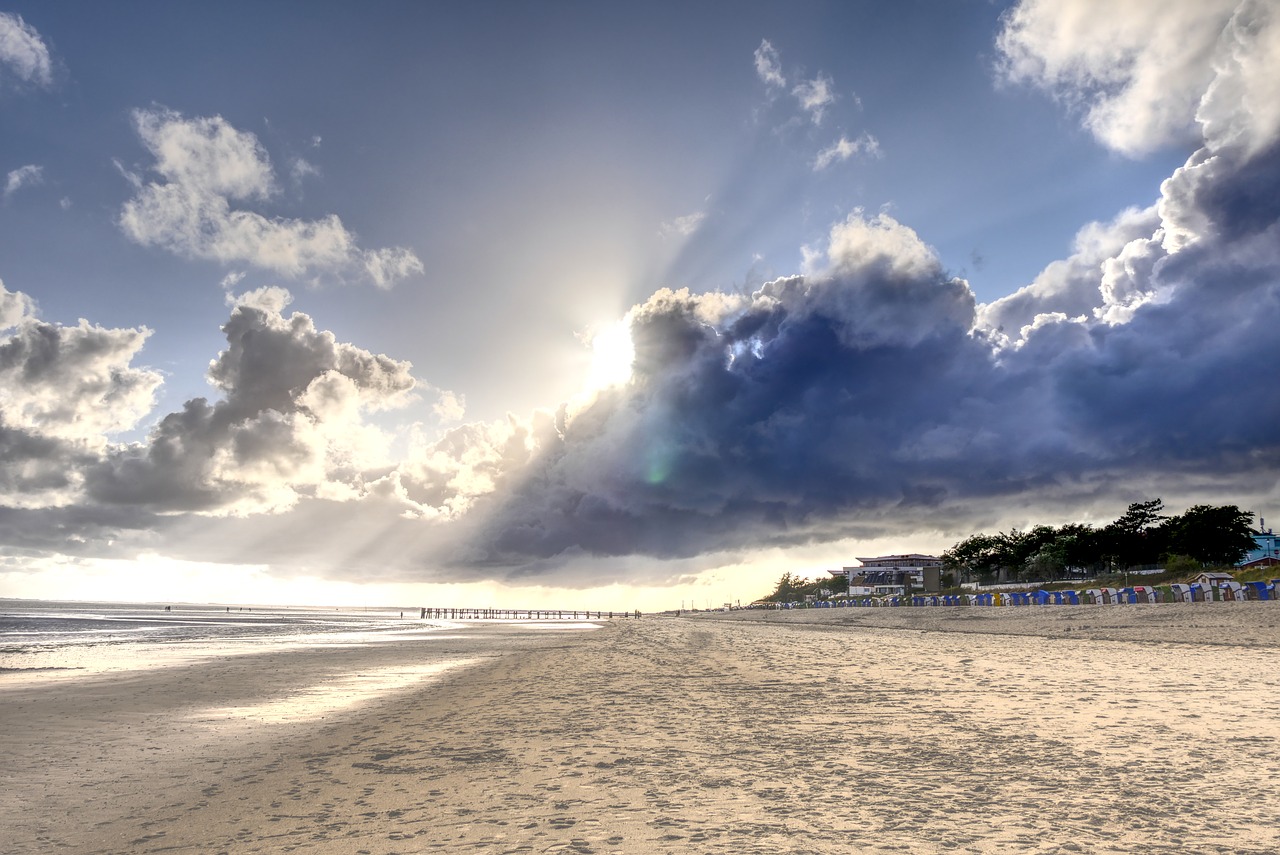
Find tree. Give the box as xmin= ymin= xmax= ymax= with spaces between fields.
xmin=1012 ymin=525 xmax=1061 ymax=579
xmin=768 ymin=571 xmax=805 ymax=602
xmin=1054 ymin=523 xmax=1104 ymax=575
xmin=942 ymin=533 xmax=1004 ymax=582
xmin=1113 ymin=498 xmax=1167 ymax=534
xmin=1102 ymin=498 xmax=1168 ymax=569
xmin=1161 ymin=505 xmax=1255 ymax=566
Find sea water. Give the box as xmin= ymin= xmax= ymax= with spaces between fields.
xmin=1 ymin=597 xmax=603 ymax=729
xmin=0 ymin=598 xmax=597 ymax=681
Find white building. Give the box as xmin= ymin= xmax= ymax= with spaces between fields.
xmin=833 ymin=554 xmax=944 ymax=594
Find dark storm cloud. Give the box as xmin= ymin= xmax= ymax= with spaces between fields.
xmin=462 ymin=130 xmax=1280 ymax=568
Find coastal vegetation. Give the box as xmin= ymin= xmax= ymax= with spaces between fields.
xmin=758 ymin=499 xmax=1260 ymax=604
xmin=765 ymin=570 xmax=848 ymax=604
xmin=941 ymin=500 xmax=1256 ymax=585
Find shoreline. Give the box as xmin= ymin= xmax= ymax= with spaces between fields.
xmin=6 ymin=610 xmax=1279 ymax=854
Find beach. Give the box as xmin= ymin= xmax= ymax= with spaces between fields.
xmin=4 ymin=605 xmax=1279 ymax=854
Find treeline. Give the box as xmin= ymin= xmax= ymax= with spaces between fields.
xmin=765 ymin=570 xmax=848 ymax=603
xmin=942 ymin=499 xmax=1257 ymax=584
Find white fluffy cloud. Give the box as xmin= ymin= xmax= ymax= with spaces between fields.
xmin=0 ymin=279 xmax=34 ymax=328
xmin=0 ymin=281 xmax=162 ymax=509
xmin=977 ymin=205 xmax=1162 ymax=342
xmin=4 ymin=164 xmax=44 ymax=198
xmin=0 ymin=282 xmax=161 ymax=447
xmin=119 ymin=108 xmax=424 ymax=287
xmin=1196 ymin=0 xmax=1280 ymax=158
xmin=996 ymin=0 xmax=1253 ymax=156
xmin=88 ymin=288 xmax=418 ymax=514
xmin=986 ymin=0 xmax=1280 ymax=343
xmin=0 ymin=12 xmax=52 ymax=88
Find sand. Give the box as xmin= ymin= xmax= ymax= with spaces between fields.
xmin=4 ymin=605 xmax=1279 ymax=854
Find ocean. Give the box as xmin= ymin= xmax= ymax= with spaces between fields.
xmin=0 ymin=598 xmax=599 ymax=682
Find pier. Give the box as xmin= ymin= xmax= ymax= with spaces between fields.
xmin=416 ymin=608 xmax=640 ymax=620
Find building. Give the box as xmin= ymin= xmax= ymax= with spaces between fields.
xmin=834 ymin=554 xmax=944 ymax=595
xmin=1193 ymin=571 xmax=1236 ymax=589
xmin=1239 ymin=522 xmax=1280 ymax=569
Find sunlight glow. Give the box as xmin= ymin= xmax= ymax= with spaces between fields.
xmin=584 ymin=318 xmax=635 ymax=391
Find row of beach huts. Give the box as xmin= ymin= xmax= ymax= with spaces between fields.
xmin=804 ymin=579 xmax=1280 ymax=608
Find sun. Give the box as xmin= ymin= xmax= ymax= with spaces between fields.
xmin=584 ymin=318 xmax=635 ymax=392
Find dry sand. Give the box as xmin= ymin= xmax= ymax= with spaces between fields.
xmin=4 ymin=605 xmax=1279 ymax=854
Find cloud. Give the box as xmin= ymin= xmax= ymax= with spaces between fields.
xmin=0 ymin=283 xmax=161 ymax=448
xmin=977 ymin=204 xmax=1161 ymax=341
xmin=119 ymin=108 xmax=423 ymax=287
xmin=289 ymin=156 xmax=321 ymax=183
xmin=87 ymin=287 xmax=417 ymax=514
xmin=4 ymin=164 xmax=43 ymax=198
xmin=754 ymin=41 xmax=877 ymax=167
xmin=754 ymin=39 xmax=785 ymax=89
xmin=995 ymin=0 xmax=1259 ymax=156
xmin=813 ymin=133 xmax=881 ymax=170
xmin=5 ymin=6 xmax=1280 ymax=590
xmin=363 ymin=246 xmax=426 ymax=288
xmin=0 ymin=12 xmax=53 ymax=88
xmin=0 ymin=279 xmax=35 ymax=328
xmin=755 ymin=39 xmax=840 ymax=124
xmin=660 ymin=210 xmax=707 ymax=238
xmin=457 ymin=10 xmax=1280 ymax=572
xmin=1196 ymin=0 xmax=1280 ymax=158
xmin=792 ymin=73 xmax=836 ymax=124
xmin=433 ymin=389 xmax=466 ymax=422
xmin=0 ymin=281 xmax=162 ymax=509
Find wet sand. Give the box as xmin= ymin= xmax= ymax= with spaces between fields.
xmin=4 ymin=607 xmax=1279 ymax=854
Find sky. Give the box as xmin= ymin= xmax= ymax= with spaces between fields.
xmin=1 ymin=0 xmax=1277 ymax=611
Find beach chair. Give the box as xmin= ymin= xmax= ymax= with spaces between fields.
xmin=1243 ymin=582 xmax=1268 ymax=601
